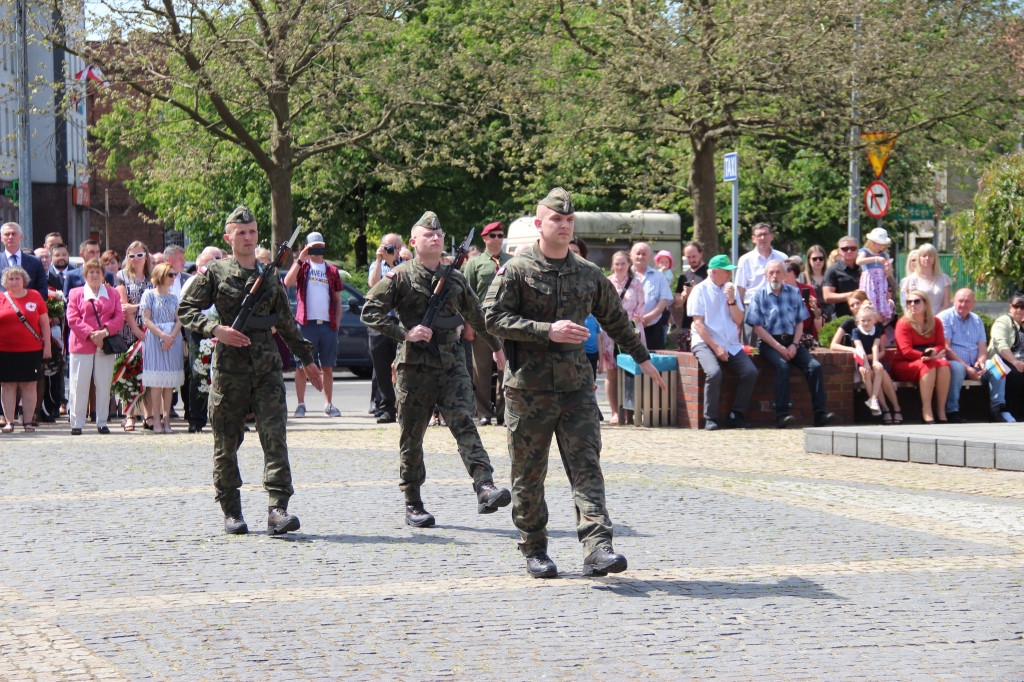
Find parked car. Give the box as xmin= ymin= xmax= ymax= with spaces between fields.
xmin=286 ymin=282 xmax=372 ymax=378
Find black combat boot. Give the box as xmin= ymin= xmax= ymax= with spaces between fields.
xmin=405 ymin=502 xmax=436 ymax=528
xmin=525 ymin=552 xmax=558 ymax=579
xmin=582 ymin=545 xmax=627 ymax=577
xmin=221 ymin=496 xmax=248 ymax=535
xmin=267 ymin=506 xmax=300 ymax=536
xmin=475 ymin=481 xmax=511 ymax=514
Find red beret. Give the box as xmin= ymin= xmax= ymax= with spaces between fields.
xmin=481 ymin=221 xmax=504 ymax=236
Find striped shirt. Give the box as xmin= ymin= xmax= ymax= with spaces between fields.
xmin=936 ymin=308 xmax=986 ymax=365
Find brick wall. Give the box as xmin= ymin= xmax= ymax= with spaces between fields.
xmin=656 ymin=349 xmax=856 ymax=429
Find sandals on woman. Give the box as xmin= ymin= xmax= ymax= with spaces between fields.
xmin=0 ymin=423 xmax=13 ymax=434
xmin=23 ymin=423 xmax=35 ymax=432
xmin=891 ymin=410 xmax=904 ymax=425
xmin=143 ymin=417 xmax=155 ymax=431
xmin=882 ymin=409 xmax=893 ymax=425
xmin=123 ymin=417 xmax=136 ymax=432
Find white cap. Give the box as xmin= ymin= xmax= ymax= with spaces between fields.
xmin=306 ymin=231 xmax=326 ymax=246
xmin=865 ymin=227 xmax=891 ymax=246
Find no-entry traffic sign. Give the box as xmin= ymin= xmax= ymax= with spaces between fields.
xmin=864 ymin=180 xmax=890 ymax=219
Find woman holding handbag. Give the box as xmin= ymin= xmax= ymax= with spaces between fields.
xmin=0 ymin=266 xmax=51 ymax=432
xmin=66 ymin=259 xmax=125 ymax=435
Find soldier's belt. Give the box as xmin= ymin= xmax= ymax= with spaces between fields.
xmin=245 ymin=314 xmax=279 ymax=330
xmin=517 ymin=341 xmax=584 ymax=352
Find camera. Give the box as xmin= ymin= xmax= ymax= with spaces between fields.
xmin=384 ymin=245 xmax=395 ymax=255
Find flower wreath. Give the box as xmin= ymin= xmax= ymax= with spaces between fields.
xmin=111 ymin=340 xmax=145 ymax=411
xmin=193 ymin=338 xmax=217 ymax=393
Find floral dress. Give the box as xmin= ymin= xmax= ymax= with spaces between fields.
xmin=858 ymin=248 xmax=894 ymax=321
xmin=599 ymin=274 xmax=646 ymax=369
xmin=115 ymin=270 xmax=152 ymax=347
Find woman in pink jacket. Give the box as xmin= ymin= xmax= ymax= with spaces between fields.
xmin=66 ymin=259 xmax=124 ymax=435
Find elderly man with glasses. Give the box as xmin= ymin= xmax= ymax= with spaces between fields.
xmin=463 ymin=221 xmax=512 ymax=426
xmin=821 ymin=236 xmax=862 ymax=319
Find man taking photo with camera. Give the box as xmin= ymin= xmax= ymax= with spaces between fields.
xmin=368 ymin=233 xmax=405 ymax=423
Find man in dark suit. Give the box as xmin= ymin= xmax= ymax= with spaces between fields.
xmin=63 ymin=239 xmax=115 ymax=299
xmin=0 ymin=222 xmax=47 ymax=299
xmin=47 ymin=243 xmax=71 ymax=291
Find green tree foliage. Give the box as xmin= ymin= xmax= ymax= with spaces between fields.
xmin=952 ymin=152 xmax=1024 ymax=296
xmin=512 ymin=0 xmax=1024 ymax=255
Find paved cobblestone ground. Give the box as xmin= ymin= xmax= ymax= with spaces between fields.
xmin=1 ymin=414 xmax=1022 ymax=680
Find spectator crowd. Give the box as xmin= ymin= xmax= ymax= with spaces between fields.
xmin=1 ymin=218 xmax=1022 ymax=435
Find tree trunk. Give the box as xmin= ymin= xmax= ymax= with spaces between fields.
xmin=268 ymin=166 xmax=293 ymax=247
xmin=688 ymin=134 xmax=719 ymax=258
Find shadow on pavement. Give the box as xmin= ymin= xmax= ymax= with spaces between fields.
xmin=590 ymin=576 xmax=842 ymax=600
xmin=268 ymin=532 xmax=471 ymax=546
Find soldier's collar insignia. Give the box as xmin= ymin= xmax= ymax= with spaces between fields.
xmin=495 ymin=266 xmax=505 ymax=276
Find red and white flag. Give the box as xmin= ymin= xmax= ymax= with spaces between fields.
xmin=74 ymin=64 xmax=110 ymax=87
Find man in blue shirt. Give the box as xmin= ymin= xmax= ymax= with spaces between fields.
xmin=746 ymin=260 xmax=834 ymax=428
xmin=629 ymin=242 xmax=674 ymax=350
xmin=936 ymin=288 xmax=988 ymax=423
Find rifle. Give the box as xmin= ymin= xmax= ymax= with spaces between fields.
xmin=417 ymin=227 xmax=475 ymax=356
xmin=230 ymin=225 xmax=302 ymax=332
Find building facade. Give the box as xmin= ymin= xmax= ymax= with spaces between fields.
xmin=0 ymin=1 xmax=91 ymax=249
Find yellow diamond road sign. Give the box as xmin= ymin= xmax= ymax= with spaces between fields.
xmin=861 ymin=132 xmax=896 ymax=178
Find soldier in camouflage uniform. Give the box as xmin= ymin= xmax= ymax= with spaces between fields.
xmin=361 ymin=211 xmax=512 ymax=528
xmin=483 ymin=187 xmax=666 ymax=579
xmin=179 ymin=206 xmax=324 ymax=536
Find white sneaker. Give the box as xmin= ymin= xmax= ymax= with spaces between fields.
xmin=866 ymin=397 xmax=882 ymax=416
xmin=325 ymin=404 xmax=342 ymax=417
xmin=294 ymin=404 xmax=306 ymax=418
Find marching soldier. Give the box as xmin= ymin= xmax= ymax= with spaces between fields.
xmin=361 ymin=211 xmax=511 ymax=528
xmin=179 ymin=206 xmax=323 ymax=536
xmin=484 ymin=187 xmax=666 ymax=579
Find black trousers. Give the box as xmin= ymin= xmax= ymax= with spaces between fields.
xmin=369 ymin=331 xmax=397 ymax=416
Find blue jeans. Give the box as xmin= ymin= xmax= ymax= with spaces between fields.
xmin=758 ymin=341 xmax=826 ymax=416
xmin=946 ymin=361 xmax=967 ymax=413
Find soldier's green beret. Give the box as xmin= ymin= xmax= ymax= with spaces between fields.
xmin=538 ymin=187 xmax=574 ymax=215
xmin=225 ymin=205 xmax=255 ymax=225
xmin=414 ymin=211 xmax=441 ymax=231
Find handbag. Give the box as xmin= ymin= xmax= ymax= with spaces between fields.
xmin=91 ymin=300 xmax=129 ymax=355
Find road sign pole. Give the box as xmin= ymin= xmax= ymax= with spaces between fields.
xmin=731 ymin=178 xmax=739 ymax=264
xmin=724 ymin=152 xmax=739 ymax=263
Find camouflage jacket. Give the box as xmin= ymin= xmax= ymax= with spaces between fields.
xmin=179 ymin=257 xmax=314 ymax=374
xmin=361 ymin=258 xmax=501 ymax=368
xmin=483 ymin=243 xmax=650 ymax=391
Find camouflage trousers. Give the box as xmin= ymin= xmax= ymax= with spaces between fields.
xmin=395 ymin=359 xmax=494 ymax=504
xmin=208 ymin=367 xmax=293 ymax=509
xmin=505 ymin=387 xmax=612 ymax=557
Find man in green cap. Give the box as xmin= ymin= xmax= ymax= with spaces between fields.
xmin=686 ymin=253 xmax=758 ymax=430
xmin=361 ymin=210 xmax=512 ymax=528
xmin=484 ymin=187 xmax=667 ymax=579
xmin=179 ymin=206 xmax=324 ymax=536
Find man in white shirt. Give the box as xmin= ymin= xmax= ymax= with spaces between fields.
xmin=687 ymin=255 xmax=759 ymax=430
xmin=630 ymin=242 xmax=674 ymax=350
xmin=734 ymin=222 xmax=788 ymax=305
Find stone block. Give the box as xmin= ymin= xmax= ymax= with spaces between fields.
xmin=833 ymin=432 xmax=858 ymax=457
xmin=857 ymin=432 xmax=882 ymax=459
xmin=882 ymin=435 xmax=909 ymax=462
xmin=965 ymin=442 xmax=995 ymax=469
xmin=936 ymin=438 xmax=965 ymax=467
xmin=995 ymin=443 xmax=1024 ymax=472
xmin=908 ymin=437 xmax=936 ymax=464
xmin=803 ymin=429 xmax=833 ymax=454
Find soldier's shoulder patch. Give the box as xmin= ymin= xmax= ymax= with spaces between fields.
xmin=496 ymin=266 xmax=505 ymax=276
xmin=385 ymin=271 xmax=397 ymax=279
